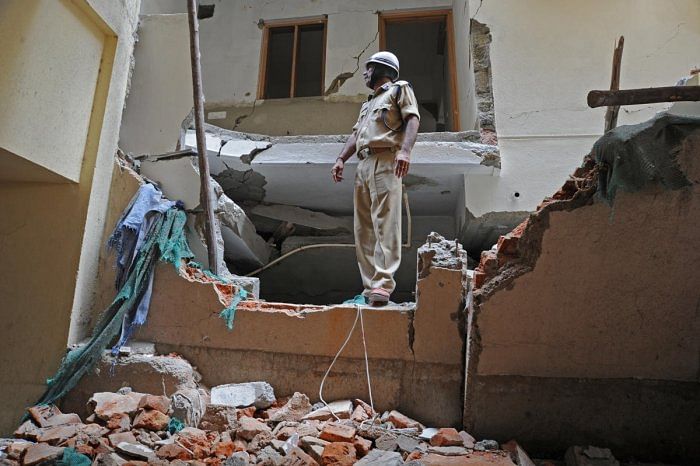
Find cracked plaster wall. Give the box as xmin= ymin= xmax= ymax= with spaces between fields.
xmin=139 ymin=0 xmax=476 ymax=135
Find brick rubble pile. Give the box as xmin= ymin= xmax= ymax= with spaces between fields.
xmin=1 ymin=382 xmax=519 ymax=465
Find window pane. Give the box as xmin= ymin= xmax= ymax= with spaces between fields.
xmin=294 ymin=23 xmax=324 ymax=97
xmin=264 ymin=26 xmax=294 ymax=98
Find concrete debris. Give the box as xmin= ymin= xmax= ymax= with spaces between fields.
xmin=475 ymin=439 xmax=500 ymax=451
xmin=565 ymin=446 xmax=620 ymax=466
xmin=267 ymin=392 xmax=312 ymax=422
xmin=7 ymin=381 xmax=528 ymax=466
xmin=355 ymin=448 xmax=404 ymax=465
xmin=88 ymin=391 xmax=146 ymax=420
xmin=22 ymin=443 xmax=64 ymax=465
xmin=429 ymin=428 xmax=463 ymax=447
xmin=502 ymin=440 xmax=536 ymax=466
xmin=211 ymin=381 xmax=276 ymax=409
xmin=115 ymin=441 xmax=155 ymax=460
xmin=249 ymin=204 xmax=352 ymax=236
xmin=302 ymin=400 xmax=353 ymax=421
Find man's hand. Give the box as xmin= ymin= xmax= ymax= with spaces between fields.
xmin=331 ymin=158 xmax=344 ymax=182
xmin=394 ymin=149 xmax=410 ymax=178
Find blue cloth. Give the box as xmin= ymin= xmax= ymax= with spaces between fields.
xmin=107 ymin=184 xmax=176 ymax=354
xmin=108 ymin=184 xmax=176 ymax=288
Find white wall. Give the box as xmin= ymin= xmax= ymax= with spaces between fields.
xmin=464 ymin=0 xmax=700 ymax=217
xmin=119 ymin=14 xmax=193 ymax=155
xmin=453 ymin=0 xmax=477 ymax=130
xmin=195 ymin=0 xmax=455 ymax=106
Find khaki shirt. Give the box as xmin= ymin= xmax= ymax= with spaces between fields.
xmin=352 ymin=80 xmax=420 ymax=153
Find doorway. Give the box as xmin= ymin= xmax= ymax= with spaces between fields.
xmin=379 ymin=10 xmax=459 ymax=132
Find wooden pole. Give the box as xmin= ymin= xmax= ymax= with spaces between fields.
xmin=604 ymin=36 xmax=624 ymax=133
xmin=588 ymin=86 xmax=700 ymax=108
xmin=187 ymin=0 xmax=220 ymax=275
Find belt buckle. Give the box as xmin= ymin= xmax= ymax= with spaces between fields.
xmin=358 ymin=147 xmax=370 ymax=160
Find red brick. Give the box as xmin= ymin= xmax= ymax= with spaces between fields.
xmin=353 ymin=436 xmax=372 ymax=457
xmin=214 ymin=440 xmax=235 ymax=458
xmin=106 ymin=412 xmax=131 ymax=431
xmin=133 ymin=408 xmax=169 ymax=431
xmin=319 ymin=423 xmax=356 ymax=443
xmin=510 ymin=219 xmax=529 ymax=238
xmin=23 ymin=444 xmax=64 ymax=466
xmin=473 ymin=271 xmax=487 ymax=289
xmin=157 ymin=443 xmax=194 ymax=461
xmin=108 ymin=431 xmax=138 ymax=448
xmin=387 ymin=410 xmax=423 ymax=429
xmin=237 ymin=406 xmax=256 ymax=419
xmin=138 ymin=394 xmax=170 ymax=414
xmin=321 ymin=442 xmax=356 ymax=466
xmin=75 ymin=444 xmax=94 ymax=457
xmin=496 ymin=235 xmax=519 ymax=256
xmin=287 ymin=446 xmax=320 ymax=466
xmin=430 ymin=428 xmax=463 ymax=447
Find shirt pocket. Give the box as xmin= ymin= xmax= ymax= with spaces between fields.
xmin=375 ymin=103 xmax=401 ymax=131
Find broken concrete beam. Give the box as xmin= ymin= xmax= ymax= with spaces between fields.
xmin=183 ymin=129 xmax=271 ymax=172
xmin=210 ymin=381 xmax=275 ymax=409
xmin=250 ymin=204 xmax=352 ymax=235
xmin=139 ymin=155 xmax=269 ymax=278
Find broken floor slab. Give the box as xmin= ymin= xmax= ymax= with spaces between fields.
xmin=250 ymin=204 xmax=353 ymax=236
xmin=183 ymin=126 xmax=498 ymax=217
xmin=138 ymin=154 xmax=271 ymax=276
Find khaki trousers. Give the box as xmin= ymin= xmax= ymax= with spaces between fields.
xmin=354 ymin=151 xmax=402 ymax=294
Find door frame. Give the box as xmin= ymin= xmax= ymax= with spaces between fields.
xmin=378 ymin=9 xmax=460 ymax=131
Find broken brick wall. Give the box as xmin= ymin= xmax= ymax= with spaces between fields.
xmin=464 ymin=127 xmax=700 ymax=462
xmin=130 ymin=235 xmax=469 ymax=428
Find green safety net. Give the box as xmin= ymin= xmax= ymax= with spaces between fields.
xmin=593 ymin=114 xmax=700 ymax=204
xmin=35 ymin=208 xmax=194 ymax=409
xmin=57 ymin=448 xmax=91 ymax=466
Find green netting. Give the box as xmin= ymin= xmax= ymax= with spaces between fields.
xmin=168 ymin=416 xmax=185 ymax=434
xmin=593 ymin=114 xmax=700 ymax=204
xmin=219 ymin=288 xmax=248 ymax=330
xmin=36 ymin=208 xmax=192 ymax=410
xmin=56 ymin=448 xmax=91 ymax=466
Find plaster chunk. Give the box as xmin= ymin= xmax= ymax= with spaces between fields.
xmin=211 ymin=381 xmax=276 ymax=409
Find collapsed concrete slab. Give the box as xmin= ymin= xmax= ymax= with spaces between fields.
xmin=139 ymin=154 xmax=271 ymax=277
xmin=464 ymin=113 xmax=700 ymax=463
xmin=181 ymin=126 xmax=498 ymax=217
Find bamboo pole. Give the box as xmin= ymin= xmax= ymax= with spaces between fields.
xmin=187 ymin=0 xmax=220 ymax=275
xmin=604 ymin=36 xmax=624 ymax=132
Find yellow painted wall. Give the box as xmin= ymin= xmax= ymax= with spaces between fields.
xmin=0 ymin=0 xmax=140 ymax=434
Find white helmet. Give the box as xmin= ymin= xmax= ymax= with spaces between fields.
xmin=366 ymin=51 xmax=400 ymax=75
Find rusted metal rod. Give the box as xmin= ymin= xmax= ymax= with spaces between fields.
xmin=588 ymin=86 xmax=700 ymax=108
xmin=187 ymin=0 xmax=220 ymax=275
xmin=604 ymin=36 xmax=624 ymax=132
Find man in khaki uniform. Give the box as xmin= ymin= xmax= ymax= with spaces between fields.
xmin=331 ymin=51 xmax=420 ymax=306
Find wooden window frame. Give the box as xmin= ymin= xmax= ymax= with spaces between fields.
xmin=257 ymin=16 xmax=328 ymax=100
xmin=378 ymin=9 xmax=461 ymax=131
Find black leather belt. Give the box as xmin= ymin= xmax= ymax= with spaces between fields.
xmin=357 ymin=146 xmax=394 ymax=161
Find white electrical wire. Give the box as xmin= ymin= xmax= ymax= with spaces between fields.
xmin=317 ymin=303 xmax=423 ymax=437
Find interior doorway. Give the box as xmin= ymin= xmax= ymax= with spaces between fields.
xmin=379 ymin=10 xmax=459 ymax=132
